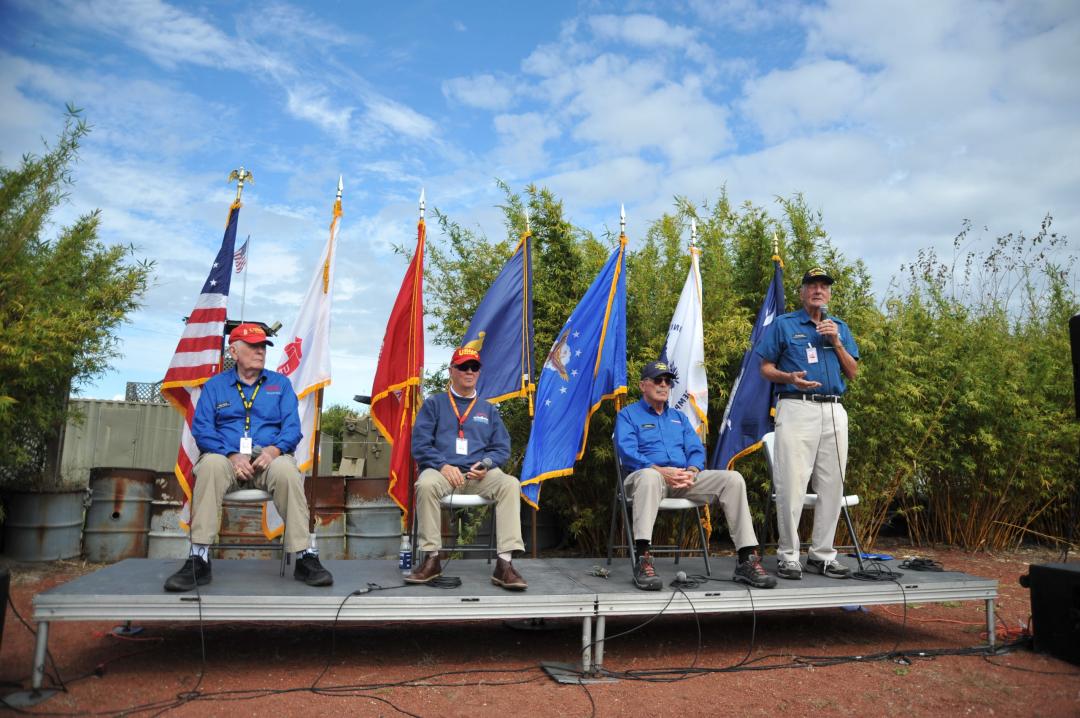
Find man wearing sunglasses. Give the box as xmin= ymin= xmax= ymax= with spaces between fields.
xmin=406 ymin=346 xmax=528 ymax=590
xmin=615 ymin=360 xmax=776 ymax=591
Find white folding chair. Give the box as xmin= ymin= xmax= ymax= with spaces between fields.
xmin=760 ymin=431 xmax=859 ymax=546
xmin=410 ymin=493 xmax=498 ymax=564
xmin=211 ymin=488 xmax=289 ymax=575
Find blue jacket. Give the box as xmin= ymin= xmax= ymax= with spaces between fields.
xmin=411 ymin=390 xmax=511 ymax=471
xmin=615 ymin=398 xmax=705 ymax=473
xmin=191 ymin=367 xmax=302 ymax=456
xmin=755 ymin=308 xmax=860 ymax=395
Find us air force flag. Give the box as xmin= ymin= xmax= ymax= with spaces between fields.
xmin=711 ymin=258 xmax=785 ymax=469
xmin=461 ymin=230 xmax=535 ymax=406
xmin=662 ymin=245 xmax=707 ymax=438
xmin=519 ymin=235 xmax=628 ymax=508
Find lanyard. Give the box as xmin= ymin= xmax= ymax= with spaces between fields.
xmin=447 ymin=390 xmax=478 ymax=439
xmin=235 ymin=376 xmax=265 ymax=436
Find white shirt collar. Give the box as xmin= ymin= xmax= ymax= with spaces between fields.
xmin=449 ymin=384 xmax=477 ymax=399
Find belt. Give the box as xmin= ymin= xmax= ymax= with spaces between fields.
xmin=778 ymin=392 xmax=842 ymax=404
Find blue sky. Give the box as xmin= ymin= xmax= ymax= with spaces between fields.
xmin=2 ymin=0 xmax=1078 ymax=410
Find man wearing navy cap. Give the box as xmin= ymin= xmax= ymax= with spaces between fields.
xmin=756 ymin=268 xmax=860 ymax=580
xmin=406 ymin=346 xmax=528 ymax=590
xmin=615 ymin=360 xmax=776 ymax=591
xmin=164 ymin=323 xmax=333 ymax=591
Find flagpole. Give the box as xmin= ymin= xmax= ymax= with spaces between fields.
xmin=304 ymin=175 xmax=343 ymax=534
xmin=226 ymin=166 xmax=252 ymax=365
xmin=406 ymin=188 xmax=425 ymax=533
xmin=239 ymin=234 xmax=250 ymax=322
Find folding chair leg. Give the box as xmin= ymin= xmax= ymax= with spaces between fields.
xmin=674 ymin=511 xmax=686 ymax=565
xmin=695 ymin=507 xmax=712 ymax=577
xmin=486 ymin=506 xmax=496 ymax=565
xmin=621 ymin=492 xmax=636 ymax=569
xmin=606 ymin=488 xmax=620 ymax=566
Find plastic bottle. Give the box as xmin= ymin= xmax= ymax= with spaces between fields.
xmin=398 ymin=534 xmax=413 ymax=573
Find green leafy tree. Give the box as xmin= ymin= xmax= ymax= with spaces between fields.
xmin=0 ymin=107 xmax=153 ymax=491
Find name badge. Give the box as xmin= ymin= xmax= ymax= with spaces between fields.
xmin=806 ymin=345 xmax=819 ymax=364
xmin=455 ymin=437 xmax=469 ymax=455
xmin=239 ymin=437 xmax=253 ymax=455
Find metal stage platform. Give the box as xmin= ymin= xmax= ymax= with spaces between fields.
xmin=28 ymin=555 xmax=998 ymax=688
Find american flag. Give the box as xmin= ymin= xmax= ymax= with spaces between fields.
xmin=234 ymin=236 xmax=249 ymax=273
xmin=161 ymin=202 xmax=240 ymax=518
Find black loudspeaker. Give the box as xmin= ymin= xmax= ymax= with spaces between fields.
xmin=1071 ymin=313 xmax=1080 ymax=420
xmin=1021 ymin=563 xmax=1080 ymax=665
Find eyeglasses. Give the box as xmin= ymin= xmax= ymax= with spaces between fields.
xmin=454 ymin=363 xmax=481 ymax=373
xmin=649 ymin=376 xmax=673 ymax=386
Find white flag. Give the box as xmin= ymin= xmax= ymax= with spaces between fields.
xmin=663 ymin=246 xmax=708 ymax=438
xmin=276 ymin=190 xmax=341 ymax=474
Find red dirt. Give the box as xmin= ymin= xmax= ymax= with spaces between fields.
xmin=2 ymin=544 xmax=1079 ymax=717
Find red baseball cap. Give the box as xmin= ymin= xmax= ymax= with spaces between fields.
xmin=228 ymin=323 xmax=274 ymax=346
xmin=450 ymin=346 xmax=481 ymax=367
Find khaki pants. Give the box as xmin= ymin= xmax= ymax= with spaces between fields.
xmin=414 ymin=467 xmax=525 ymax=555
xmin=190 ymin=453 xmax=312 ymax=554
xmin=773 ymin=398 xmax=848 ymax=563
xmin=623 ymin=468 xmax=758 ymax=550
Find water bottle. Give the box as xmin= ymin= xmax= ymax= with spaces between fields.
xmin=398 ymin=534 xmax=413 ymax=573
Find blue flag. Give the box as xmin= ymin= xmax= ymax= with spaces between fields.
xmin=461 ymin=230 xmax=535 ymax=407
xmin=711 ymin=258 xmax=785 ymax=469
xmin=519 ymin=235 xmax=628 ymax=508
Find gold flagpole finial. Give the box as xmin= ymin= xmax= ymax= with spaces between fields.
xmin=228 ymin=167 xmax=253 ymax=202
xmin=771 ymin=230 xmax=779 ymax=256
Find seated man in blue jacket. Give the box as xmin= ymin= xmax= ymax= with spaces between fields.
xmin=615 ymin=360 xmax=776 ymax=591
xmin=163 ymin=323 xmax=332 ymax=592
xmin=406 ymin=346 xmax=527 ymax=590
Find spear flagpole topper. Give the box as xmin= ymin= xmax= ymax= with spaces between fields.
xmin=419 ymin=188 xmax=425 ymax=220
xmin=620 ymin=203 xmax=626 ymax=235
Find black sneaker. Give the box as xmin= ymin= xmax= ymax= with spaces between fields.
xmin=733 ymin=554 xmax=777 ymax=589
xmin=633 ymin=552 xmax=663 ymax=591
xmin=294 ymin=553 xmax=334 ymax=586
xmin=163 ymin=556 xmax=211 ymax=592
xmin=806 ymin=557 xmax=852 ymax=579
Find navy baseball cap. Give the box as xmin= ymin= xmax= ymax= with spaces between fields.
xmin=801 ymin=267 xmax=835 ymax=285
xmin=640 ymin=360 xmax=676 ymax=381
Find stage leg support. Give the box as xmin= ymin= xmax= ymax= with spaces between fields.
xmin=985 ymin=598 xmax=996 ymax=649
xmin=581 ymin=615 xmax=593 ymax=673
xmin=594 ymin=615 xmax=606 ymax=672
xmin=31 ymin=620 xmax=49 ymax=690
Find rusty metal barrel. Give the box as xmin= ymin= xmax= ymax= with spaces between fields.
xmin=148 ymin=471 xmax=188 ymax=559
xmin=2 ymin=489 xmax=87 ymax=561
xmin=214 ymin=495 xmax=276 ymax=560
xmin=345 ymin=477 xmax=400 ymax=559
xmin=83 ymin=468 xmax=155 ymax=562
xmin=312 ymin=476 xmax=345 ymax=559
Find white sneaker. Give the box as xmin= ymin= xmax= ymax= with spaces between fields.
xmin=777 ymin=559 xmax=802 ymax=580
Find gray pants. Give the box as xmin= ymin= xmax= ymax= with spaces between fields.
xmin=623 ymin=468 xmax=758 ymax=550
xmin=773 ymin=398 xmax=848 ymax=563
xmin=190 ymin=453 xmax=312 ymax=553
xmin=414 ymin=467 xmax=525 ymax=555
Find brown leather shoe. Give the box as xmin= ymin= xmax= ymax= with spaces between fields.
xmin=491 ymin=557 xmax=527 ymax=590
xmin=404 ymin=553 xmax=441 ymax=584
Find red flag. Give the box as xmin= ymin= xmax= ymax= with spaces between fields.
xmin=161 ymin=201 xmax=240 ymax=522
xmin=371 ymin=217 xmax=425 ymax=526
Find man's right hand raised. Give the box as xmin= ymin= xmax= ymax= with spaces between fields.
xmin=440 ymin=464 xmax=466 ymax=488
xmin=789 ymin=370 xmax=822 ymax=391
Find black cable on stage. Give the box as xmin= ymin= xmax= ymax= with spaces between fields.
xmin=900 ymin=557 xmax=944 ymax=571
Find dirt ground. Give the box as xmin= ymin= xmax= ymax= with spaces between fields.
xmin=2 ymin=544 xmax=1079 ymax=717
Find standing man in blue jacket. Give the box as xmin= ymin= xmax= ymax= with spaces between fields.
xmin=757 ymin=267 xmax=860 ymax=580
xmin=163 ymin=323 xmax=333 ymax=592
xmin=406 ymin=346 xmax=527 ymax=590
xmin=615 ymin=360 xmax=776 ymax=591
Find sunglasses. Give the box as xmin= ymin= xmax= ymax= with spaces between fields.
xmin=454 ymin=362 xmax=481 ymax=373
xmin=649 ymin=376 xmax=673 ymax=386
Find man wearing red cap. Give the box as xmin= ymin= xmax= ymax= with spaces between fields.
xmin=406 ymin=346 xmax=527 ymax=590
xmin=163 ymin=323 xmax=333 ymax=591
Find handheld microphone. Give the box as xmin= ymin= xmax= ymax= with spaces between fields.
xmin=480 ymin=457 xmax=494 ymax=469
xmin=675 ymin=570 xmax=687 ymax=583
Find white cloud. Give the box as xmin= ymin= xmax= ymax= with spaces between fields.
xmin=364 ymin=97 xmax=437 ymax=141
xmin=443 ymin=73 xmax=516 ymax=111
xmin=740 ymin=60 xmax=869 ymax=142
xmin=286 ymin=86 xmax=353 ymax=136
